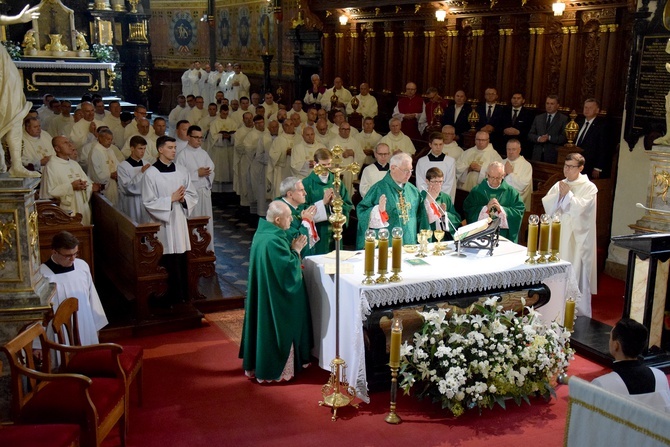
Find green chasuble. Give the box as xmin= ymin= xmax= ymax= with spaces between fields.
xmin=239 ymin=218 xmax=312 ymax=381
xmin=301 ymin=171 xmax=353 ymax=255
xmin=462 ymin=180 xmax=525 ymax=243
xmin=419 ymin=190 xmax=461 ymax=241
xmin=356 ymin=172 xmax=429 ymax=248
xmin=277 ymin=197 xmax=311 ymax=257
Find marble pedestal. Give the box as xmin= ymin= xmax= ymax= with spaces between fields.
xmin=0 ymin=174 xmax=56 ymax=421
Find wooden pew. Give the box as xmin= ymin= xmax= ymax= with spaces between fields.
xmin=91 ymin=193 xmax=168 ymax=321
xmin=186 ymin=216 xmax=216 ymax=300
xmin=37 ymin=200 xmax=94 ymax=277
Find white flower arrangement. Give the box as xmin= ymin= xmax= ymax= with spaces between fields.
xmin=399 ymin=297 xmax=573 ymax=417
xmin=2 ymin=40 xmax=22 ymax=60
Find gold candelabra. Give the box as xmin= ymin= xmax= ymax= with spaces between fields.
xmin=468 ymin=102 xmax=479 ymax=131
xmin=316 ymin=145 xmax=360 ymax=420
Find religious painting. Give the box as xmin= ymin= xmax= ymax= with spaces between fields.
xmin=238 ymin=6 xmax=250 ymax=50
xmin=170 ymin=11 xmax=197 ymax=54
xmin=218 ymin=8 xmax=230 ymax=49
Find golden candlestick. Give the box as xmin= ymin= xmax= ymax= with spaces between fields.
xmin=315 ymin=145 xmax=360 ymax=420
xmin=537 ymin=213 xmax=550 ymax=263
xmin=564 ymin=110 xmax=579 ymax=147
xmin=385 ymin=317 xmax=403 ymax=424
xmin=525 ymin=214 xmax=539 ymax=264
xmin=376 ymin=228 xmax=390 ymax=284
xmin=390 ymin=227 xmax=403 ymax=282
xmin=548 ymin=213 xmax=561 ymax=263
xmin=362 ymin=229 xmax=376 ymax=285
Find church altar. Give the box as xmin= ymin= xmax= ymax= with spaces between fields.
xmin=303 ymin=239 xmax=579 ymax=403
xmin=14 ymin=59 xmax=117 ymax=102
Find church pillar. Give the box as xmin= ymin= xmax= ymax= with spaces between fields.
xmin=334 ymin=31 xmax=346 ymax=80
xmin=363 ymin=27 xmax=378 ymax=89
xmin=348 ymin=25 xmax=362 ymax=89
xmin=401 ymin=30 xmax=416 ymax=87
xmin=382 ymin=26 xmax=396 ymax=93
xmin=558 ymin=24 xmax=579 ymax=107
xmin=470 ymin=28 xmax=485 ymax=98
xmin=444 ymin=24 xmax=460 ymax=96
xmin=423 ymin=28 xmax=438 ymax=89
xmin=322 ymin=30 xmax=335 ymax=83
xmin=527 ymin=27 xmax=545 ymax=106
xmin=600 ymin=23 xmax=619 ymax=111
xmin=497 ymin=28 xmax=514 ymax=99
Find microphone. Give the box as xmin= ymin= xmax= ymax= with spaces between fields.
xmin=635 ymin=203 xmax=670 ymax=215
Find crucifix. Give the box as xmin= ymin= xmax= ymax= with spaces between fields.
xmin=397 ymin=191 xmax=411 ymax=224
xmin=314 ymin=145 xmax=360 ymax=421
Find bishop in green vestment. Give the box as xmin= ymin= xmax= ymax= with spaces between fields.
xmin=463 ymin=162 xmax=525 ymax=242
xmin=356 ymin=153 xmax=429 ymax=248
xmin=301 ymin=150 xmax=353 ymax=255
xmin=240 ymin=201 xmax=312 ymax=382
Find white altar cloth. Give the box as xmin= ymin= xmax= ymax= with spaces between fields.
xmin=304 ymin=239 xmax=580 ymax=403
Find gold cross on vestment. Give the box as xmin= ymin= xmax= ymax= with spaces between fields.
xmin=397 ymin=191 xmax=411 ymax=224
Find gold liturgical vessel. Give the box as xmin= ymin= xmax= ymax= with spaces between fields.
xmin=315 ymin=145 xmax=360 ymax=421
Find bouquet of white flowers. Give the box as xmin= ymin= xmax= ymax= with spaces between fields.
xmin=399 ymin=296 xmax=573 ymax=417
xmin=2 ymin=40 xmax=22 ymax=60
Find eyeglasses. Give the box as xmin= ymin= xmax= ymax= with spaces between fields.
xmin=487 ymin=176 xmax=503 ymax=181
xmin=56 ymin=250 xmax=78 ymax=259
xmin=564 ymin=164 xmax=580 ymax=169
xmin=397 ymin=167 xmax=413 ymax=174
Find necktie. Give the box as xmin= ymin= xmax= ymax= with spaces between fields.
xmin=546 ymin=114 xmax=552 ymax=129
xmin=577 ymin=121 xmax=589 ymax=147
xmin=487 ymin=105 xmax=492 ymax=120
xmin=512 ymin=109 xmax=518 ymax=124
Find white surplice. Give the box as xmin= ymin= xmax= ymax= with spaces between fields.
xmin=117 ymin=159 xmax=150 ymax=223
xmin=88 ymin=143 xmax=119 ymax=206
xmin=176 ymin=146 xmax=215 ymax=251
xmin=41 ymin=156 xmax=93 ymax=225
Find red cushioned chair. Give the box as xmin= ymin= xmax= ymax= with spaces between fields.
xmin=1 ymin=322 xmax=126 ymax=447
xmin=51 ymin=298 xmax=143 ymax=436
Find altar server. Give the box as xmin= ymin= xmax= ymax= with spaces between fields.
xmin=240 ymin=200 xmax=312 ymax=382
xmin=542 ymin=152 xmax=597 ymax=317
xmin=117 ymin=136 xmax=151 ymax=223
xmin=40 ymin=231 xmax=108 ymax=345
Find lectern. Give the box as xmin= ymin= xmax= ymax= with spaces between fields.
xmin=571 ymin=233 xmax=670 ymax=370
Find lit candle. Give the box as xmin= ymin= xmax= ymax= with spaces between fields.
xmin=539 ymin=214 xmax=550 ymax=254
xmin=391 ymin=227 xmax=403 ymax=271
xmin=389 ymin=317 xmax=403 ymax=367
xmin=564 ymin=298 xmax=575 ymax=331
xmin=378 ymin=237 xmax=389 ymax=273
xmin=550 ymin=217 xmax=561 ymax=252
xmin=527 ymin=215 xmax=539 ymax=254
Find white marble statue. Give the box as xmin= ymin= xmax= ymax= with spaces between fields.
xmin=0 ymin=5 xmax=41 ymax=178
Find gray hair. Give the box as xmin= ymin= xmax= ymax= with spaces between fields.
xmin=266 ymin=200 xmax=289 ymax=223
xmin=279 ymin=177 xmax=302 ymax=197
xmin=390 ymin=152 xmax=411 ymax=168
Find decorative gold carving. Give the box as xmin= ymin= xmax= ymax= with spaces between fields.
xmin=395 ymin=6 xmax=401 ymax=13
xmin=28 ymin=211 xmax=38 ymax=254
xmin=536 ymin=27 xmax=545 ymax=35
xmin=0 ymin=218 xmax=18 ymax=270
xmin=350 ymin=32 xmax=358 ymax=38
xmin=88 ymin=80 xmax=100 ymax=92
xmin=562 ymin=26 xmax=570 ymax=34
xmin=323 ymin=33 xmax=329 ymax=38
xmin=499 ymin=29 xmax=505 ymax=36
xmin=569 ymin=26 xmax=578 ymax=34
xmin=334 ymin=32 xmax=344 ymax=38
xmin=128 ymin=21 xmax=148 ymax=43
xmin=403 ymin=31 xmax=415 ymax=38
xmin=608 ymin=24 xmax=618 ymax=32
xmin=415 ymin=4 xmax=421 ymax=13
xmin=654 ymin=171 xmax=670 ymax=203
xmin=472 ymin=29 xmax=485 ymax=37
xmin=424 ymin=31 xmax=435 ymax=37
xmin=384 ymin=31 xmax=394 ymax=38
xmin=366 ymin=31 xmax=376 ymax=38
xmin=26 ymin=79 xmax=39 ymax=92
xmin=505 ymin=29 xmax=513 ymax=36
xmin=599 ymin=24 xmax=608 ymax=33
xmin=375 ymin=7 xmax=380 ymax=16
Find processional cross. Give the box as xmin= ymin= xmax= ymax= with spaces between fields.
xmin=314 ymin=145 xmax=360 ymax=421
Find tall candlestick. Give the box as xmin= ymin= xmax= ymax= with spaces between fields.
xmin=390 ymin=227 xmax=403 ymax=282
xmin=549 ymin=214 xmax=561 ymax=262
xmin=526 ymin=214 xmax=539 ymax=264
xmin=538 ymin=214 xmax=550 ymax=263
xmin=564 ymin=298 xmax=575 ymax=331
xmin=389 ymin=317 xmax=402 ymax=368
xmin=376 ymin=228 xmax=389 ymax=284
xmin=362 ymin=229 xmax=376 ymax=285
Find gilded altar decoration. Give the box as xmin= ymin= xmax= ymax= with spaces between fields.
xmin=75 ymin=31 xmax=89 ymax=51
xmin=0 ymin=217 xmax=18 ymax=269
xmin=397 ymin=191 xmax=411 ymax=224
xmin=564 ymin=110 xmax=579 ymax=146
xmin=28 ymin=210 xmax=39 ymax=263
xmin=22 ymin=29 xmax=37 ymax=55
xmin=400 ymin=298 xmax=573 ymax=417
xmin=45 ymin=33 xmax=68 ymax=55
xmin=653 ymin=170 xmax=670 ymax=203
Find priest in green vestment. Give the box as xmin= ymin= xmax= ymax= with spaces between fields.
xmin=356 ymin=152 xmax=429 ymax=248
xmin=301 ymin=148 xmax=353 ymax=255
xmin=420 ymin=167 xmax=461 ymax=240
xmin=240 ymin=200 xmax=312 ymax=382
xmin=278 ymin=176 xmax=319 ymax=257
xmin=463 ymin=161 xmax=525 ymax=242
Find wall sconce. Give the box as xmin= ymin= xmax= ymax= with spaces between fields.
xmin=200 ymin=14 xmax=215 ymax=28
xmin=552 ymin=0 xmax=566 ymax=16
xmin=339 ymin=14 xmax=348 ymax=26
xmin=435 ymin=9 xmax=447 ymax=21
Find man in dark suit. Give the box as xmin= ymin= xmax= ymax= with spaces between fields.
xmin=575 ymin=98 xmax=610 ymax=179
xmin=442 ymin=89 xmax=471 ymax=145
xmin=528 ymin=95 xmax=569 ymax=164
xmin=501 ymin=92 xmax=535 ymax=159
xmin=476 ymin=87 xmax=506 ymax=155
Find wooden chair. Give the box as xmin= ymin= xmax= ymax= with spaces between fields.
xmin=1 ymin=322 xmax=126 ymax=447
xmin=52 ymin=298 xmax=144 ymax=435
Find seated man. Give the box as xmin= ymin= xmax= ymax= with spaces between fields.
xmin=356 ymin=152 xmax=429 ymax=248
xmin=421 ymin=167 xmax=461 ymax=240
xmin=502 ymin=138 xmax=533 ymax=209
xmin=455 ymin=131 xmax=503 ymax=192
xmin=356 ymin=116 xmax=383 ymax=165
xmin=463 ymin=161 xmax=525 ymax=242
xmin=592 ymin=318 xmax=670 ymax=413
xmin=302 ymin=148 xmax=353 ymax=255
xmin=240 ymin=200 xmax=312 ymax=382
xmin=379 ymin=118 xmax=416 ymax=156
xmin=40 ymin=231 xmax=108 ymax=345
xmin=359 ymin=143 xmax=391 ymax=198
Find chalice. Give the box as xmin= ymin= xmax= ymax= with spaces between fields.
xmin=433 ymin=230 xmax=445 ymax=256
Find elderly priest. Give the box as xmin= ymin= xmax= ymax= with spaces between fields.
xmin=356 ymin=152 xmax=429 ymax=248
xmin=240 ymin=200 xmax=312 ymax=382
xmin=463 ymin=161 xmax=525 ymax=242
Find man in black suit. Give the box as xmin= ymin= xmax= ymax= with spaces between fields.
xmin=442 ymin=90 xmax=470 ymax=145
xmin=501 ymin=92 xmax=535 ymax=159
xmin=528 ymin=95 xmax=568 ymax=164
xmin=576 ymin=98 xmax=610 ymax=179
xmin=476 ymin=87 xmax=506 ymax=155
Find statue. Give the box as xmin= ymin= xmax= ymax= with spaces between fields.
xmin=0 ymin=5 xmax=41 ymax=178
xmin=75 ymin=30 xmax=89 ymax=52
xmin=654 ymin=39 xmax=670 ymax=147
xmin=21 ymin=29 xmax=37 ymax=55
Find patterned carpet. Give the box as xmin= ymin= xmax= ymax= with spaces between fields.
xmin=211 ymin=193 xmax=253 ymax=296
xmin=206 ymin=309 xmax=245 ymax=346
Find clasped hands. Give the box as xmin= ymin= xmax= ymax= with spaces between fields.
xmin=300 ymin=205 xmax=317 ymax=222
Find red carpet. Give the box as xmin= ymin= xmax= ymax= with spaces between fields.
xmin=101 ymin=321 xmax=611 ymax=447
